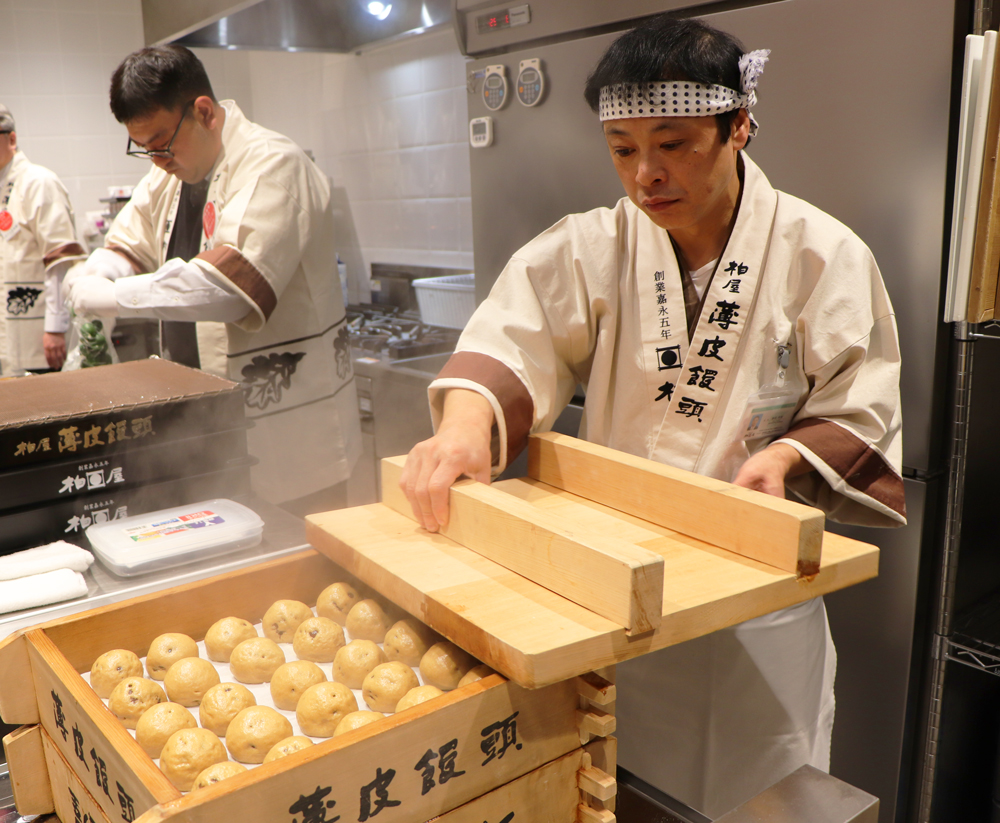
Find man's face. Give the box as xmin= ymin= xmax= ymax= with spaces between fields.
xmin=125 ymin=97 xmax=220 ymax=184
xmin=0 ymin=131 xmax=15 ymax=169
xmin=603 ymin=112 xmax=749 ymax=238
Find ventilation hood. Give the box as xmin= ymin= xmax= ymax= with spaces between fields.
xmin=142 ymin=0 xmax=453 ymax=52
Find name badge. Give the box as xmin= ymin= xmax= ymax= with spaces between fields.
xmin=739 ymin=386 xmax=798 ymax=441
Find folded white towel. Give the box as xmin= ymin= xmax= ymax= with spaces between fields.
xmin=0 ymin=568 xmax=89 ymax=615
xmin=0 ymin=541 xmax=94 ymax=581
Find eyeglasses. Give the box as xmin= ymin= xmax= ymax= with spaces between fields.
xmin=126 ymin=101 xmax=194 ymax=159
xmin=0 ymin=131 xmax=11 ymax=136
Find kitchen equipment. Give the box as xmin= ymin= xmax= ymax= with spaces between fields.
xmin=143 ymin=0 xmax=454 ymax=53
xmin=413 ymin=273 xmax=476 ymax=329
xmin=85 ymin=498 xmax=264 ymax=577
xmin=347 ymin=305 xmax=461 ymax=360
xmin=368 ymin=263 xmax=474 ymax=316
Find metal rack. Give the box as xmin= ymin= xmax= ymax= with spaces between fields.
xmin=918 ymin=318 xmax=1000 ymax=821
xmin=947 ymin=587 xmax=1000 ymax=676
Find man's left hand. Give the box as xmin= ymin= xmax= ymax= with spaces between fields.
xmin=67 ymin=277 xmax=118 ymax=318
xmin=43 ymin=332 xmax=66 ymax=370
xmin=732 ymin=442 xmax=811 ymax=497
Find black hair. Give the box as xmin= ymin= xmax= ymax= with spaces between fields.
xmin=584 ymin=15 xmax=747 ymax=144
xmin=110 ymin=45 xmax=216 ymax=124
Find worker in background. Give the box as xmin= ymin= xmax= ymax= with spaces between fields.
xmin=64 ymin=46 xmax=360 ymax=516
xmin=0 ymin=104 xmax=86 ymax=375
xmin=400 ymin=15 xmax=905 ymax=816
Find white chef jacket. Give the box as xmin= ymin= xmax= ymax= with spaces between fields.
xmin=428 ymin=154 xmax=905 ymax=815
xmin=0 ymin=151 xmax=85 ymax=374
xmin=98 ymin=101 xmax=361 ymax=504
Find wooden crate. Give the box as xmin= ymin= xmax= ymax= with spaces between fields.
xmin=0 ymin=550 xmax=617 ymax=823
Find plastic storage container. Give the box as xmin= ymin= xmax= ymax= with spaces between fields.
xmin=413 ymin=273 xmax=476 ymax=329
xmin=85 ymin=498 xmax=263 ymax=577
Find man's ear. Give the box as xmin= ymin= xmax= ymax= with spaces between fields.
xmin=731 ymin=109 xmax=750 ymax=150
xmin=193 ymin=96 xmax=218 ymax=130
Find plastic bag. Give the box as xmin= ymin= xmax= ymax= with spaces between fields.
xmin=63 ymin=314 xmax=119 ymax=371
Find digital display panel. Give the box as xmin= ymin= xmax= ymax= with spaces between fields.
xmin=477 ymin=11 xmax=511 ymax=33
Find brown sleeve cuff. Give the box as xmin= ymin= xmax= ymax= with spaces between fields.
xmin=784 ymin=418 xmax=906 ymax=519
xmin=42 ymin=243 xmax=86 ymax=267
xmin=105 ymin=244 xmax=146 ymax=275
xmin=196 ymin=245 xmax=278 ymax=322
xmin=438 ymin=351 xmax=534 ymax=467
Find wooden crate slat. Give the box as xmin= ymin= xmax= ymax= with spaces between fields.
xmin=527 ymin=432 xmax=824 ymax=577
xmin=306 ymin=494 xmax=877 ymax=688
xmin=3 ymin=724 xmax=53 ymax=815
xmin=0 ymin=631 xmax=39 ymax=724
xmin=381 ymin=455 xmax=664 ymax=634
xmin=26 ymin=628 xmax=179 ymax=821
xmin=39 ymin=549 xmax=338 ymax=673
xmin=42 ymin=726 xmax=114 ymax=823
xmin=425 ymin=738 xmax=615 ymax=823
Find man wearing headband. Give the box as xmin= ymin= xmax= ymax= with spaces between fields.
xmin=0 ymin=104 xmax=86 ymax=374
xmin=401 ymin=14 xmax=903 ymax=814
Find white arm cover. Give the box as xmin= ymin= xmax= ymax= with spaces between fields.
xmin=114 ymin=257 xmax=250 ymax=323
xmin=44 ymin=259 xmax=73 ymax=333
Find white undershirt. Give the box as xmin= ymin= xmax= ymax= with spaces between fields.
xmin=689 ymin=258 xmax=718 ymax=301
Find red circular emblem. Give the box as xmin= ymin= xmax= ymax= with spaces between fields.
xmin=0 ymin=211 xmax=12 ymax=232
xmin=203 ymin=202 xmax=216 ymax=238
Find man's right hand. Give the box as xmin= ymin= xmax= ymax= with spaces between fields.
xmin=399 ymin=389 xmax=495 ymax=532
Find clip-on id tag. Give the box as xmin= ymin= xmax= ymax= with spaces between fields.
xmin=739 ymin=343 xmax=797 ymax=441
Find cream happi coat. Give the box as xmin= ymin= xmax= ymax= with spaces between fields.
xmin=104 ymin=101 xmax=360 ymax=504
xmin=429 ymin=154 xmax=905 ymax=814
xmin=0 ymin=151 xmax=85 ymax=375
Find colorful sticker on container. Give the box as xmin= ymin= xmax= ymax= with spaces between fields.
xmin=124 ymin=509 xmax=227 ymax=541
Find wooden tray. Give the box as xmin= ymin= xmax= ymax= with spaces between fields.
xmin=0 ymin=550 xmax=617 ymax=823
xmin=306 ymin=436 xmax=879 ymax=689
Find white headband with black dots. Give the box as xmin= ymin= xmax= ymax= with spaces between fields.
xmin=598 ymin=49 xmax=770 ymax=136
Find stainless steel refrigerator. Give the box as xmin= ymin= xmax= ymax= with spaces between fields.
xmin=454 ymin=0 xmax=958 ymax=819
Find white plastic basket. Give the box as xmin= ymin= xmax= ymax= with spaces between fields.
xmin=413 ymin=272 xmax=476 ymax=329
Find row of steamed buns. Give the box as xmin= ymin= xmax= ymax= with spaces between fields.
xmin=86 ymin=582 xmax=493 ymax=791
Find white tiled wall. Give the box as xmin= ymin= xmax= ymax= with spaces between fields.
xmin=244 ymin=30 xmax=475 ymax=284
xmin=1 ymin=0 xmax=473 ymax=277
xmin=0 ymin=0 xmax=147 ymax=239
